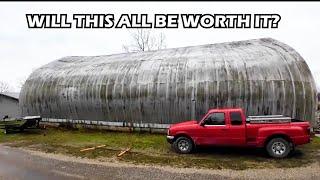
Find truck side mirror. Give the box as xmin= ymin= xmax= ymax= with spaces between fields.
xmin=200 ymin=120 xmax=206 ymax=126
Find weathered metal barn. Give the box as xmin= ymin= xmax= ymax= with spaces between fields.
xmin=19 ymin=38 xmax=318 ymax=128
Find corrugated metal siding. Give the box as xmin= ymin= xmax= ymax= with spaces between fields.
xmin=19 ymin=38 xmax=318 ymax=126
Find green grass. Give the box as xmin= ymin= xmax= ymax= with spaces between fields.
xmin=0 ymin=128 xmax=319 ymax=170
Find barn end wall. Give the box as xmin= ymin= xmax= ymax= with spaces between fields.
xmin=19 ymin=38 xmax=318 ymax=127
xmin=0 ymin=95 xmax=20 ymax=118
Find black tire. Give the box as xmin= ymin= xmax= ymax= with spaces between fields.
xmin=266 ymin=138 xmax=291 ymax=158
xmin=173 ymin=136 xmax=193 ymax=154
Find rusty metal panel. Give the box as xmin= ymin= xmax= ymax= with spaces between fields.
xmin=19 ymin=38 xmax=318 ymax=127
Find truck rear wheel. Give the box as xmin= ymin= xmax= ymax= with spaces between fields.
xmin=173 ymin=136 xmax=193 ymax=154
xmin=266 ymin=138 xmax=291 ymax=158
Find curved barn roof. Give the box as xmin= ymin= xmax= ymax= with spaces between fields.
xmin=19 ymin=38 xmax=318 ymax=126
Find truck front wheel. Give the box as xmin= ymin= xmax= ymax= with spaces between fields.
xmin=266 ymin=138 xmax=291 ymax=158
xmin=173 ymin=136 xmax=193 ymax=154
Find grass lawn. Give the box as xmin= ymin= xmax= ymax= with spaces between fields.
xmin=0 ymin=127 xmax=319 ymax=170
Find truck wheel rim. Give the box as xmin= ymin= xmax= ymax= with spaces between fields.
xmin=178 ymin=140 xmax=189 ymax=152
xmin=271 ymin=142 xmax=286 ymax=155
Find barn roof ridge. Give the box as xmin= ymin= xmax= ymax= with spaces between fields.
xmin=57 ymin=37 xmax=277 ymax=60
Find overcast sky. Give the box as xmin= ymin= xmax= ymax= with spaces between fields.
xmin=0 ymin=2 xmax=320 ymax=92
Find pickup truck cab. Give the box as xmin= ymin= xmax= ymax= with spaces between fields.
xmin=167 ymin=108 xmax=311 ymax=158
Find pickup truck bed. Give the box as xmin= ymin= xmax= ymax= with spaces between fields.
xmin=246 ymin=122 xmax=310 ymax=147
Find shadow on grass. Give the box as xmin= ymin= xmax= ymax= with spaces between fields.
xmin=192 ymin=145 xmax=307 ymax=159
xmin=3 ymin=129 xmax=44 ymax=135
xmin=195 ymin=146 xmax=267 ymax=157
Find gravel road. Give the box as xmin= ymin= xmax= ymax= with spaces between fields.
xmin=0 ymin=144 xmax=319 ymax=180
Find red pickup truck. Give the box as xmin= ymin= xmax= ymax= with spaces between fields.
xmin=167 ymin=108 xmax=311 ymax=158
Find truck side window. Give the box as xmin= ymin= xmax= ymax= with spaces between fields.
xmin=230 ymin=112 xmax=242 ymax=125
xmin=205 ymin=113 xmax=225 ymax=125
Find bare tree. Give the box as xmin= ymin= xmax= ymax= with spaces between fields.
xmin=0 ymin=81 xmax=9 ymax=93
xmin=17 ymin=76 xmax=28 ymax=92
xmin=123 ymin=29 xmax=167 ymax=53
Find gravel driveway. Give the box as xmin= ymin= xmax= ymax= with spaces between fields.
xmin=0 ymin=144 xmax=319 ymax=180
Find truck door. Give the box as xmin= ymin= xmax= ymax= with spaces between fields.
xmin=199 ymin=112 xmax=228 ymax=145
xmin=225 ymin=111 xmax=246 ymax=146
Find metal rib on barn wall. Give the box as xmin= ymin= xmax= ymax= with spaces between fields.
xmin=19 ymin=38 xmax=318 ymax=127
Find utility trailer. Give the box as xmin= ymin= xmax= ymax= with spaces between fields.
xmin=0 ymin=116 xmax=41 ymax=134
